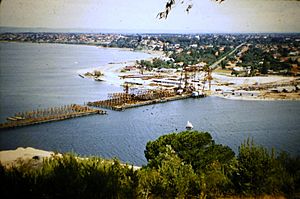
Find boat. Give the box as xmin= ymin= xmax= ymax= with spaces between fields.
xmin=7 ymin=117 xmax=18 ymax=121
xmin=14 ymin=116 xmax=25 ymax=120
xmin=192 ymin=91 xmax=199 ymax=97
xmin=78 ymin=74 xmax=85 ymax=78
xmin=94 ymin=77 xmax=104 ymax=81
xmin=186 ymin=121 xmax=193 ymax=130
xmin=192 ymin=91 xmax=205 ymax=98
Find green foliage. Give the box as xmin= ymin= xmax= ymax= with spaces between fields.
xmin=138 ymin=145 xmax=200 ymax=198
xmin=233 ymin=139 xmax=274 ymax=195
xmin=233 ymin=139 xmax=300 ymax=198
xmin=139 ymin=58 xmax=176 ymax=70
xmin=145 ymin=130 xmax=235 ymax=174
xmin=170 ymin=48 xmax=221 ymax=65
xmin=144 ymin=132 xmax=299 ymax=198
xmin=275 ymin=151 xmax=300 ymax=198
xmin=0 ymin=154 xmax=138 ymax=199
xmin=1 ymin=132 xmax=299 ymax=198
xmin=221 ymin=60 xmax=227 ymax=69
xmin=144 ymin=131 xmax=236 ymax=198
xmin=260 ymin=61 xmax=269 ymax=74
xmin=203 ymin=160 xmax=235 ymax=198
xmin=236 ymin=45 xmax=293 ymax=74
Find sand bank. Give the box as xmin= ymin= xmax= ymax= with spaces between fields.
xmin=0 ymin=147 xmax=56 ymax=167
xmin=211 ymin=73 xmax=299 ymax=101
xmin=76 ymin=48 xmax=162 ymax=86
xmin=0 ymin=147 xmax=141 ymax=170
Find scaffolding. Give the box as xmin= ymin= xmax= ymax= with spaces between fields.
xmin=0 ymin=104 xmax=106 ymax=129
xmin=87 ymin=89 xmax=176 ymax=110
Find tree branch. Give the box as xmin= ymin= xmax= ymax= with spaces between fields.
xmin=157 ymin=0 xmax=226 ymax=19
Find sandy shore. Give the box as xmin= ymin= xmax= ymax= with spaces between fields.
xmin=211 ymin=72 xmax=300 ymax=101
xmin=0 ymin=147 xmax=141 ymax=170
xmin=97 ymin=46 xmax=165 ymax=57
xmin=0 ymin=147 xmax=57 ymax=167
xmin=77 ymin=47 xmax=163 ymax=86
xmin=76 ymin=46 xmax=299 ymax=101
xmin=213 ymin=94 xmax=300 ymax=101
xmin=212 ymin=73 xmax=296 ymax=86
xmin=77 ymin=61 xmax=135 ymax=86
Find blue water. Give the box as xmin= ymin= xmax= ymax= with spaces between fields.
xmin=0 ymin=42 xmax=300 ymax=166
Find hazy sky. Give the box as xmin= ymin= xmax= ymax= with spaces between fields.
xmin=0 ymin=0 xmax=299 ymax=33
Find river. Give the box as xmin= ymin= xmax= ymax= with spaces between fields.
xmin=0 ymin=42 xmax=299 ymax=166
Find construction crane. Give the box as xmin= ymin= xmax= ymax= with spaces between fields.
xmin=177 ymin=64 xmax=202 ymax=93
xmin=202 ymin=66 xmax=212 ymax=92
xmin=123 ymin=82 xmax=129 ymax=94
xmin=178 ymin=65 xmax=185 ymax=91
xmin=177 ymin=64 xmax=190 ymax=92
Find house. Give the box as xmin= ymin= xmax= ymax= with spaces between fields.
xmin=157 ymin=68 xmax=177 ymax=73
xmin=124 ymin=66 xmax=137 ymax=71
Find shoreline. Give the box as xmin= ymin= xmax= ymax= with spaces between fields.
xmin=211 ymin=72 xmax=300 ymax=101
xmin=212 ymin=94 xmax=300 ymax=101
xmin=76 ymin=60 xmax=137 ymax=86
xmin=97 ymin=45 xmax=165 ymax=57
xmin=76 ymin=46 xmax=162 ymax=86
xmin=2 ymin=40 xmax=299 ymax=101
xmin=0 ymin=147 xmax=141 ymax=170
xmin=1 ymin=40 xmax=165 ymax=58
xmin=0 ymin=147 xmax=57 ymax=167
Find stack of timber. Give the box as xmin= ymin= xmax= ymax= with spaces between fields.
xmin=241 ymin=80 xmax=300 ymax=91
xmin=0 ymin=104 xmax=106 ymax=129
xmin=88 ymin=89 xmax=192 ymax=111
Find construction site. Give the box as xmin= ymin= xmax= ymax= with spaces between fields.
xmin=87 ymin=89 xmax=191 ymax=111
xmin=87 ymin=65 xmax=210 ymax=111
xmin=0 ymin=104 xmax=106 ymax=129
xmin=0 ymin=66 xmax=211 ymax=128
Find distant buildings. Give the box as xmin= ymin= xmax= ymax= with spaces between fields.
xmin=0 ymin=32 xmax=298 ymax=76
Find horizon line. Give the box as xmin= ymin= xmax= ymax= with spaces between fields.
xmin=1 ymin=26 xmax=300 ymax=35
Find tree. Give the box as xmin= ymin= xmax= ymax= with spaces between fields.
xmin=275 ymin=151 xmax=300 ymax=197
xmin=144 ymin=131 xmax=236 ymax=198
xmin=144 ymin=130 xmax=235 ymax=173
xmin=233 ymin=139 xmax=280 ymax=195
xmin=220 ymin=60 xmax=227 ymax=69
xmin=260 ymin=61 xmax=269 ymax=74
xmin=138 ymin=145 xmax=200 ymax=198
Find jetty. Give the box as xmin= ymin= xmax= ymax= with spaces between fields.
xmin=0 ymin=104 xmax=106 ymax=129
xmin=87 ymin=89 xmax=199 ymax=111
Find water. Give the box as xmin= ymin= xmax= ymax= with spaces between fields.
xmin=0 ymin=42 xmax=299 ymax=166
xmin=0 ymin=42 xmax=153 ymax=120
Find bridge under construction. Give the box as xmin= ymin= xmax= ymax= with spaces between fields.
xmin=0 ymin=104 xmax=106 ymax=129
xmin=87 ymin=89 xmax=198 ymax=111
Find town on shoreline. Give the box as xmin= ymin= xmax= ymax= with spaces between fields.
xmin=2 ymin=32 xmax=298 ymax=101
xmin=1 ymin=33 xmax=299 ymax=198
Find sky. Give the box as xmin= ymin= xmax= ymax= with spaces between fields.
xmin=0 ymin=0 xmax=299 ymax=33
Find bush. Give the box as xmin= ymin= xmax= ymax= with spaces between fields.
xmin=138 ymin=145 xmax=201 ymax=198
xmin=144 ymin=131 xmax=236 ymax=198
xmin=0 ymin=154 xmax=138 ymax=199
xmin=145 ymin=130 xmax=235 ymax=174
xmin=233 ymin=139 xmax=300 ymax=198
xmin=1 ymin=131 xmax=299 ymax=198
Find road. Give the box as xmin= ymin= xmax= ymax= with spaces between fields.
xmin=209 ymin=42 xmax=246 ymax=70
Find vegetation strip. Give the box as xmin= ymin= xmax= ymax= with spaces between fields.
xmin=1 ymin=130 xmax=299 ymax=198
